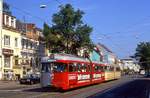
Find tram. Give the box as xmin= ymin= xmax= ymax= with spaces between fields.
xmin=40 ymin=53 xmax=121 ymax=90
xmin=104 ymin=65 xmax=121 ymax=81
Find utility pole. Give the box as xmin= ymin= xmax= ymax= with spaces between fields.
xmin=0 ymin=0 xmax=3 ymax=80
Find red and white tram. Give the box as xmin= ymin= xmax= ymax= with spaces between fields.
xmin=41 ymin=54 xmax=105 ymax=90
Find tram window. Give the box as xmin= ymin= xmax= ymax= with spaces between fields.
xmin=77 ymin=63 xmax=87 ymax=72
xmin=87 ymin=64 xmax=91 ymax=72
xmin=94 ymin=65 xmax=102 ymax=72
xmin=116 ymin=67 xmax=120 ymax=71
xmin=53 ymin=63 xmax=67 ymax=72
xmin=69 ymin=63 xmax=76 ymax=72
xmin=110 ymin=66 xmax=114 ymax=71
xmin=81 ymin=64 xmax=88 ymax=72
xmin=77 ymin=63 xmax=82 ymax=72
xmin=104 ymin=66 xmax=109 ymax=71
xmin=100 ymin=66 xmax=104 ymax=72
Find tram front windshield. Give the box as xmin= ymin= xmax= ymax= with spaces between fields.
xmin=53 ymin=63 xmax=67 ymax=72
xmin=41 ymin=62 xmax=67 ymax=73
xmin=41 ymin=63 xmax=52 ymax=73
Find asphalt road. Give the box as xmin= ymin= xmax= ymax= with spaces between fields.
xmin=0 ymin=76 xmax=142 ymax=98
xmin=90 ymin=78 xmax=150 ymax=98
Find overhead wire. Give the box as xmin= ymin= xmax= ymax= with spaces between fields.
xmin=5 ymin=1 xmax=150 ymax=58
xmin=94 ymin=15 xmax=150 ymax=57
xmin=5 ymin=0 xmax=50 ymax=25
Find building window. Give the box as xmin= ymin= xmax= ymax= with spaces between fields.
xmin=4 ymin=56 xmax=11 ymax=68
xmin=26 ymin=40 xmax=28 ymax=49
xmin=14 ymin=56 xmax=19 ymax=65
xmin=30 ymin=42 xmax=33 ymax=49
xmin=6 ymin=16 xmax=9 ymax=26
xmin=15 ymin=38 xmax=18 ymax=47
xmin=11 ymin=18 xmax=14 ymax=27
xmin=21 ymin=39 xmax=25 ymax=49
xmin=4 ymin=35 xmax=10 ymax=46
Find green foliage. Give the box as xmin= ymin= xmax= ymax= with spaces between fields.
xmin=43 ymin=4 xmax=93 ymax=54
xmin=135 ymin=42 xmax=150 ymax=71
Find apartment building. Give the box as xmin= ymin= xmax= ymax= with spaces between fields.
xmin=1 ymin=12 xmax=22 ymax=80
xmin=20 ymin=23 xmax=41 ymax=76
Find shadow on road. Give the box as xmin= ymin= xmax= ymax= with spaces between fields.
xmin=23 ymin=82 xmax=106 ymax=93
xmin=89 ymin=78 xmax=150 ymax=98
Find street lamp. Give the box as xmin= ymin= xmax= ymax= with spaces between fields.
xmin=40 ymin=4 xmax=47 ymax=8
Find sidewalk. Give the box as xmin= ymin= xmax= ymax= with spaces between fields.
xmin=0 ymin=80 xmax=40 ymax=90
xmin=0 ymin=80 xmax=20 ymax=90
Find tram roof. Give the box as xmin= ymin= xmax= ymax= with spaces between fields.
xmin=41 ymin=53 xmax=89 ymax=63
xmin=41 ymin=53 xmax=105 ymax=65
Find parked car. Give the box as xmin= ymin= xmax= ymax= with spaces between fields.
xmin=19 ymin=74 xmax=40 ymax=85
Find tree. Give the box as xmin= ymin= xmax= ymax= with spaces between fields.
xmin=135 ymin=42 xmax=150 ymax=73
xmin=43 ymin=4 xmax=93 ymax=54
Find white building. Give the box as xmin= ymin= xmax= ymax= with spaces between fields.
xmin=121 ymin=59 xmax=140 ymax=72
xmin=1 ymin=12 xmax=22 ymax=80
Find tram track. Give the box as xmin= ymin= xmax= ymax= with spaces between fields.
xmin=52 ymin=76 xmax=134 ymax=98
xmin=0 ymin=76 xmax=136 ymax=98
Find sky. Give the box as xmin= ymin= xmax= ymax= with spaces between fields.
xmin=4 ymin=0 xmax=150 ymax=58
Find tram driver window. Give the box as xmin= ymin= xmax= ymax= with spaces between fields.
xmin=53 ymin=63 xmax=67 ymax=72
xmin=41 ymin=63 xmax=51 ymax=72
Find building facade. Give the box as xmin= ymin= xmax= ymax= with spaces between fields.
xmin=0 ymin=1 xmax=45 ymax=80
xmin=121 ymin=59 xmax=140 ymax=72
xmin=1 ymin=12 xmax=22 ymax=80
xmin=20 ymin=23 xmax=40 ymax=76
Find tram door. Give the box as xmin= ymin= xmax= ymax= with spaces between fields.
xmin=68 ymin=63 xmax=77 ymax=85
xmin=41 ymin=63 xmax=53 ymax=87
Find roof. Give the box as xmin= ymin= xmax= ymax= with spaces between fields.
xmin=97 ymin=43 xmax=113 ymax=53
